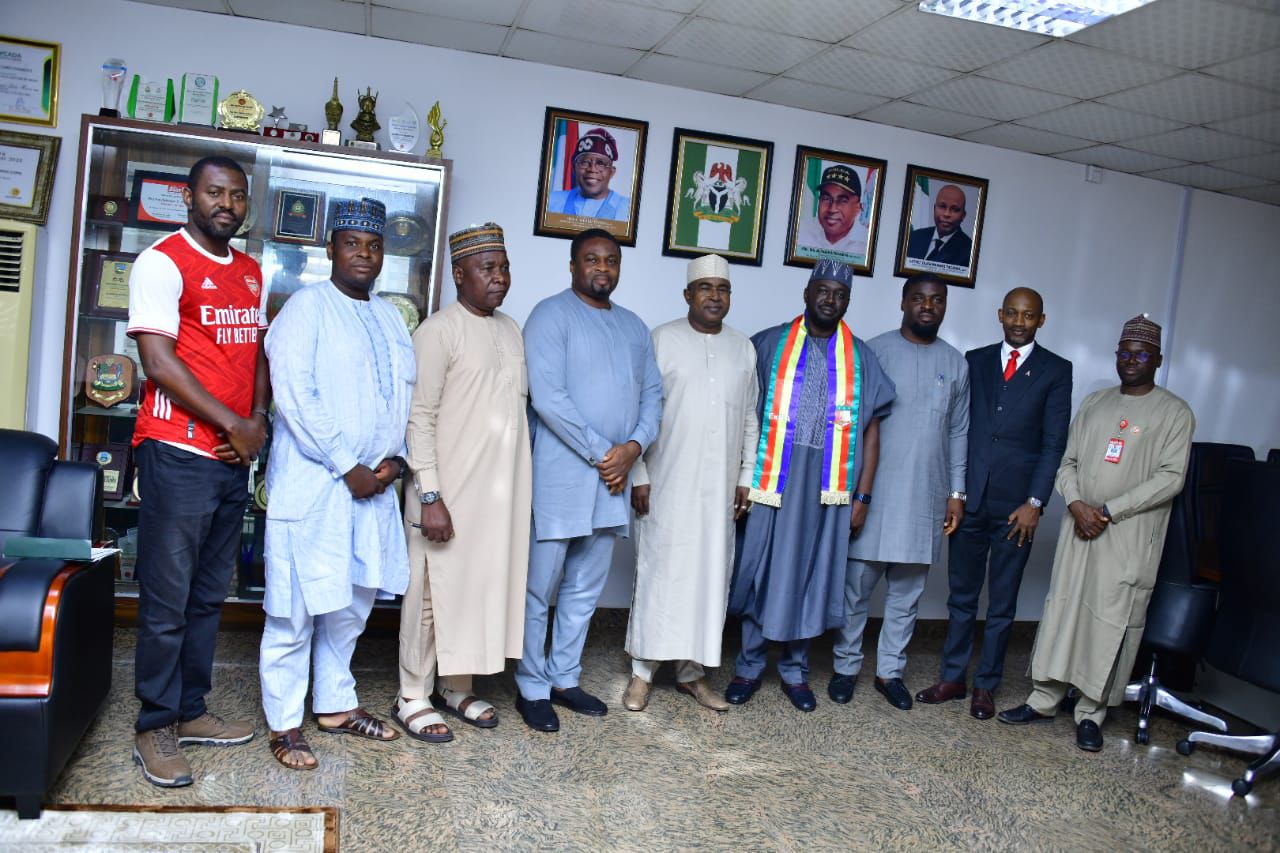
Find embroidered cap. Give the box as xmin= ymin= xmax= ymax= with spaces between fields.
xmin=819 ymin=164 xmax=861 ymax=199
xmin=574 ymin=127 xmax=619 ymax=162
xmin=330 ymin=197 xmax=386 ymax=238
xmin=449 ymin=222 xmax=506 ymax=262
xmin=687 ymin=253 xmax=730 ymax=285
xmin=1119 ymin=313 xmax=1161 ymax=348
xmin=809 ymin=258 xmax=854 ymax=289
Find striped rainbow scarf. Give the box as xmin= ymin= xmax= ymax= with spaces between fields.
xmin=749 ymin=316 xmax=863 ymax=507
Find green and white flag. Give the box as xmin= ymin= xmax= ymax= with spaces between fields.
xmin=673 ymin=141 xmax=762 ymax=257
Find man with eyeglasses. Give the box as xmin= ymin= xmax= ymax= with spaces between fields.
xmin=999 ymin=314 xmax=1194 ymax=753
xmin=548 ymin=127 xmax=630 ymax=222
xmin=622 ymin=254 xmax=759 ymax=713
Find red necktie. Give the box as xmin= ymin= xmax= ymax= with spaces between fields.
xmin=1003 ymin=350 xmax=1020 ymax=382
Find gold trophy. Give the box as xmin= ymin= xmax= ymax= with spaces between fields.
xmin=427 ymin=101 xmax=446 ymax=158
xmin=322 ymin=77 xmax=343 ymax=146
xmin=349 ymin=87 xmax=380 ymax=150
xmin=218 ymin=89 xmax=266 ymax=132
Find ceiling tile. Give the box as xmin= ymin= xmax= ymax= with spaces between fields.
xmin=1055 ymin=145 xmax=1189 ymax=173
xmin=370 ymin=7 xmax=508 ymax=50
xmin=369 ymin=0 xmax=523 ymax=25
xmin=1099 ymin=72 xmax=1280 ymax=124
xmin=1018 ymin=102 xmax=1183 ymax=143
xmin=130 ymin=0 xmax=228 ymax=11
xmin=1068 ymin=0 xmax=1280 ymax=70
xmin=1202 ymin=46 xmax=1280 ymax=91
xmin=697 ymin=0 xmax=899 ymax=42
xmin=658 ymin=18 xmax=826 ymax=74
xmin=960 ymin=123 xmax=1090 ymax=155
xmin=844 ymin=6 xmax=1049 ymax=73
xmin=629 ymin=0 xmax=701 ymax=11
xmin=626 ymin=54 xmax=771 ymax=97
xmin=1141 ymin=163 xmax=1261 ymax=190
xmin=1123 ymin=126 xmax=1276 ymax=160
xmin=785 ymin=46 xmax=958 ymax=99
xmin=504 ymin=29 xmax=644 ymax=74
xmin=855 ymin=100 xmax=996 ymax=136
xmin=231 ymin=0 xmax=364 ymax=32
xmin=1209 ymin=109 xmax=1280 ymax=144
xmin=977 ymin=42 xmax=1178 ymax=100
xmin=748 ymin=78 xmax=888 ymax=116
xmin=1212 ymin=149 xmax=1280 ymax=179
xmin=1225 ymin=183 xmax=1280 ymax=205
xmin=519 ymin=0 xmax=684 ymax=50
xmin=907 ymin=77 xmax=1076 ymax=122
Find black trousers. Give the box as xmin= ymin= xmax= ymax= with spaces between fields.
xmin=134 ymin=440 xmax=249 ymax=732
xmin=940 ymin=499 xmax=1035 ymax=692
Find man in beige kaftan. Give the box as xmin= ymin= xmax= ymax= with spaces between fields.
xmin=622 ymin=254 xmax=759 ymax=712
xmin=998 ymin=314 xmax=1193 ymax=752
xmin=396 ymin=223 xmax=531 ymax=740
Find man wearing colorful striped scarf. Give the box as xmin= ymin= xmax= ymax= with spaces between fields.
xmin=724 ymin=260 xmax=897 ymax=712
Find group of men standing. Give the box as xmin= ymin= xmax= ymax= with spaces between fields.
xmin=123 ymin=152 xmax=1195 ymax=787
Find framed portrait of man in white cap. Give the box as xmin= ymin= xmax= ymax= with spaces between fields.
xmin=783 ymin=144 xmax=887 ymax=277
xmin=534 ymin=106 xmax=648 ymax=246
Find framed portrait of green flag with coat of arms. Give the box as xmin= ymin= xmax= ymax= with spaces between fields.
xmin=662 ymin=128 xmax=773 ymax=266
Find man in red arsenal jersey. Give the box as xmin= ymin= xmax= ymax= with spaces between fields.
xmin=126 ymin=156 xmax=270 ymax=788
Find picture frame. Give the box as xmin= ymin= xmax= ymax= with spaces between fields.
xmin=0 ymin=35 xmax=60 ymax=127
xmin=273 ymin=188 xmax=324 ymax=244
xmin=894 ymin=164 xmax=989 ymax=288
xmin=80 ymin=250 xmax=138 ymax=321
xmin=663 ymin=128 xmax=773 ymax=266
xmin=534 ymin=106 xmax=647 ymax=246
xmin=783 ymin=145 xmax=887 ymax=276
xmin=128 ymin=169 xmax=189 ymax=230
xmin=0 ymin=129 xmax=61 ymax=224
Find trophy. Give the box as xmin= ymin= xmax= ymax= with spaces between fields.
xmin=218 ymin=89 xmax=266 ymax=133
xmin=427 ymin=101 xmax=447 ymax=158
xmin=387 ymin=102 xmax=420 ymax=153
xmin=322 ymin=77 xmax=343 ymax=146
xmin=127 ymin=75 xmax=175 ymax=122
xmin=179 ymin=73 xmax=219 ymax=125
xmin=348 ymin=87 xmax=380 ymax=150
xmin=268 ymin=106 xmax=287 ymax=128
xmin=99 ymin=58 xmax=127 ymax=117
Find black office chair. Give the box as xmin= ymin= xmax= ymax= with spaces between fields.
xmin=1176 ymin=459 xmax=1280 ymax=797
xmin=1267 ymin=448 xmax=1279 ymax=465
xmin=1123 ymin=443 xmax=1254 ymax=743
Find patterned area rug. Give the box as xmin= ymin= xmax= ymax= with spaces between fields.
xmin=0 ymin=804 xmax=338 ymax=852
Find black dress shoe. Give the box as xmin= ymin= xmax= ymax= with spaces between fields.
xmin=874 ymin=677 xmax=913 ymax=710
xmin=970 ymin=688 xmax=995 ymax=720
xmin=515 ymin=696 xmax=560 ymax=732
xmin=781 ymin=681 xmax=817 ymax=712
xmin=828 ymin=673 xmax=856 ymax=705
xmin=997 ymin=704 xmax=1054 ymax=725
xmin=1076 ymin=720 xmax=1103 ymax=752
xmin=724 ymin=676 xmax=762 ymax=705
xmin=550 ymin=686 xmax=607 ymax=716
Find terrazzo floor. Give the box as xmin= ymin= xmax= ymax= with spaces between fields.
xmin=32 ymin=617 xmax=1280 ymax=851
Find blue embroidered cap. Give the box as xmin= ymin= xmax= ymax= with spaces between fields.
xmin=809 ymin=258 xmax=854 ymax=288
xmin=331 ymin=197 xmax=386 ymax=238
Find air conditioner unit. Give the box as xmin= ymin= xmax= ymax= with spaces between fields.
xmin=0 ymin=219 xmax=38 ymax=430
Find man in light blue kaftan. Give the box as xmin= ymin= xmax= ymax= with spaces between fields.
xmin=515 ymin=228 xmax=662 ymax=732
xmin=258 ymin=198 xmax=415 ymax=768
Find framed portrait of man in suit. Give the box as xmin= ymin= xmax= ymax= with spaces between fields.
xmin=783 ymin=145 xmax=887 ymax=277
xmin=894 ymin=165 xmax=989 ymax=289
xmin=534 ymin=106 xmax=648 ymax=247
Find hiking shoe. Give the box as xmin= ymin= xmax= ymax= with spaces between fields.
xmin=177 ymin=712 xmax=255 ymax=746
xmin=133 ymin=724 xmax=193 ymax=788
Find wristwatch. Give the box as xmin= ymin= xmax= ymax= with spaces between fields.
xmin=1027 ymin=496 xmax=1044 ymax=509
xmin=420 ymin=490 xmax=441 ymax=505
xmin=853 ymin=492 xmax=872 ymax=505
xmin=948 ymin=491 xmax=967 ymax=501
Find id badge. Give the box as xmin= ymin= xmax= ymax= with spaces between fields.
xmin=1104 ymin=437 xmax=1124 ymax=464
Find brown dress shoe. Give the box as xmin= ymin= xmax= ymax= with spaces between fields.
xmin=676 ymin=678 xmax=730 ymax=711
xmin=970 ymin=688 xmax=995 ymax=720
xmin=623 ymin=676 xmax=650 ymax=711
xmin=915 ymin=680 xmax=967 ymax=704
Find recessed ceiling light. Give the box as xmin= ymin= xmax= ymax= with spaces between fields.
xmin=918 ymin=0 xmax=1159 ymax=37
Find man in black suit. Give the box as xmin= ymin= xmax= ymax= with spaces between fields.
xmin=906 ymin=184 xmax=973 ymax=267
xmin=915 ymin=287 xmax=1071 ymax=719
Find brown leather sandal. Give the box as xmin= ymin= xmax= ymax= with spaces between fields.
xmin=315 ymin=707 xmax=400 ymax=741
xmin=269 ymin=728 xmax=318 ymax=770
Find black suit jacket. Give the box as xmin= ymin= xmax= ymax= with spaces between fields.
xmin=964 ymin=342 xmax=1072 ymax=514
xmin=907 ymin=226 xmax=973 ymax=266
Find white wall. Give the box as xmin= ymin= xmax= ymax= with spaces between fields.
xmin=8 ymin=0 xmax=1280 ymax=615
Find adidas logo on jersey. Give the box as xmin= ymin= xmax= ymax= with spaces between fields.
xmin=201 ymin=278 xmax=218 ymax=290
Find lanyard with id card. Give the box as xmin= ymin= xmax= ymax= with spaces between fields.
xmin=1105 ymin=437 xmax=1124 ymax=464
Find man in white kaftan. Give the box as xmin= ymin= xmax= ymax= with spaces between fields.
xmin=623 ymin=254 xmax=759 ymax=712
xmin=258 ymin=198 xmax=415 ymax=769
